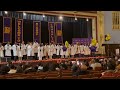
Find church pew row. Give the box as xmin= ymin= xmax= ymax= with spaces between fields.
xmin=1 ymin=70 xmax=120 ymax=79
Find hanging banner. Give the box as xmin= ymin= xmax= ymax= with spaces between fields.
xmin=48 ymin=22 xmax=55 ymax=44
xmin=55 ymin=22 xmax=63 ymax=44
xmin=3 ymin=17 xmax=12 ymax=43
xmin=33 ymin=21 xmax=41 ymax=43
xmin=15 ymin=19 xmax=23 ymax=43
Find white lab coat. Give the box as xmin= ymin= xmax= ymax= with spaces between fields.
xmin=60 ymin=46 xmax=64 ymax=56
xmin=21 ymin=44 xmax=26 ymax=55
xmin=43 ymin=45 xmax=48 ymax=56
xmin=5 ymin=44 xmax=12 ymax=56
xmin=74 ymin=44 xmax=78 ymax=54
xmin=80 ymin=45 xmax=84 ymax=54
xmin=48 ymin=45 xmax=54 ymax=56
xmin=38 ymin=46 xmax=44 ymax=60
xmin=33 ymin=42 xmax=39 ymax=53
xmin=17 ymin=45 xmax=23 ymax=57
xmin=56 ymin=45 xmax=60 ymax=55
xmin=0 ymin=46 xmax=4 ymax=57
xmin=70 ymin=46 xmax=75 ymax=56
xmin=27 ymin=45 xmax=32 ymax=56
xmin=12 ymin=44 xmax=18 ymax=56
xmin=53 ymin=45 xmax=57 ymax=55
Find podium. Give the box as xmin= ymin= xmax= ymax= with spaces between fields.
xmin=102 ymin=44 xmax=120 ymax=57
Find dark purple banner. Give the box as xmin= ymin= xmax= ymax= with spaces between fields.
xmin=15 ymin=19 xmax=23 ymax=43
xmin=55 ymin=22 xmax=63 ymax=44
xmin=3 ymin=17 xmax=12 ymax=43
xmin=48 ymin=22 xmax=55 ymax=44
xmin=72 ymin=38 xmax=92 ymax=45
xmin=33 ymin=21 xmax=41 ymax=43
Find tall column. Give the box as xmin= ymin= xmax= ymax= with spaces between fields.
xmin=97 ymin=11 xmax=105 ymax=54
xmin=92 ymin=17 xmax=97 ymax=40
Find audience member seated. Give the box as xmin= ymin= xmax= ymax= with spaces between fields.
xmin=115 ymin=61 xmax=120 ymax=72
xmin=78 ymin=61 xmax=89 ymax=75
xmin=8 ymin=65 xmax=17 ymax=74
xmin=71 ymin=61 xmax=79 ymax=76
xmin=16 ymin=64 xmax=23 ymax=73
xmin=37 ymin=63 xmax=43 ymax=72
xmin=60 ymin=62 xmax=68 ymax=70
xmin=43 ymin=63 xmax=49 ymax=72
xmin=107 ymin=58 xmax=116 ymax=70
xmin=48 ymin=62 xmax=56 ymax=71
xmin=55 ymin=63 xmax=60 ymax=71
xmin=90 ymin=59 xmax=102 ymax=70
xmin=0 ymin=65 xmax=10 ymax=75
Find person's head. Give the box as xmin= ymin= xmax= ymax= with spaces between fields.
xmin=38 ymin=62 xmax=42 ymax=66
xmin=7 ymin=42 xmax=10 ymax=45
xmin=10 ymin=65 xmax=16 ymax=69
xmin=95 ymin=59 xmax=99 ymax=63
xmin=22 ymin=41 xmax=24 ymax=44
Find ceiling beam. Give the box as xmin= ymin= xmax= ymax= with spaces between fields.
xmin=16 ymin=11 xmax=97 ymax=18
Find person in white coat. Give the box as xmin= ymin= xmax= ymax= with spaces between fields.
xmin=80 ymin=44 xmax=85 ymax=57
xmin=12 ymin=42 xmax=18 ymax=61
xmin=48 ymin=43 xmax=54 ymax=59
xmin=4 ymin=42 xmax=12 ymax=60
xmin=21 ymin=41 xmax=27 ymax=60
xmin=60 ymin=44 xmax=64 ymax=58
xmin=17 ymin=43 xmax=23 ymax=61
xmin=33 ymin=41 xmax=39 ymax=60
xmin=43 ymin=43 xmax=48 ymax=59
xmin=27 ymin=42 xmax=32 ymax=60
xmin=0 ymin=43 xmax=4 ymax=62
xmin=70 ymin=44 xmax=75 ymax=58
xmin=38 ymin=44 xmax=44 ymax=60
xmin=56 ymin=44 xmax=60 ymax=58
xmin=53 ymin=44 xmax=57 ymax=59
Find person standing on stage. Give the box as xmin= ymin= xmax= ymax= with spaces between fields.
xmin=43 ymin=43 xmax=48 ymax=59
xmin=74 ymin=42 xmax=78 ymax=58
xmin=27 ymin=42 xmax=32 ymax=60
xmin=56 ymin=44 xmax=60 ymax=58
xmin=17 ymin=43 xmax=23 ymax=61
xmin=80 ymin=43 xmax=85 ymax=57
xmin=33 ymin=41 xmax=39 ymax=60
xmin=12 ymin=42 xmax=18 ymax=61
xmin=21 ymin=41 xmax=27 ymax=60
xmin=70 ymin=44 xmax=75 ymax=58
xmin=38 ymin=44 xmax=44 ymax=60
xmin=53 ymin=43 xmax=57 ymax=59
xmin=48 ymin=43 xmax=54 ymax=59
xmin=0 ymin=43 xmax=4 ymax=62
xmin=5 ymin=42 xmax=12 ymax=61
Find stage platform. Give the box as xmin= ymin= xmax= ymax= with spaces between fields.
xmin=0 ymin=56 xmax=106 ymax=65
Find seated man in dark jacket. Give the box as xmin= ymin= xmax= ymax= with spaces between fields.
xmin=0 ymin=65 xmax=10 ymax=75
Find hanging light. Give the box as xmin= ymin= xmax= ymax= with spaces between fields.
xmin=86 ymin=18 xmax=89 ymax=21
xmin=23 ymin=12 xmax=26 ymax=16
xmin=59 ymin=15 xmax=63 ymax=20
xmin=43 ymin=14 xmax=45 ymax=18
xmin=75 ymin=17 xmax=77 ymax=20
xmin=4 ymin=11 xmax=8 ymax=14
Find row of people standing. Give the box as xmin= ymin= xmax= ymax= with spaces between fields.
xmin=0 ymin=41 xmax=99 ymax=61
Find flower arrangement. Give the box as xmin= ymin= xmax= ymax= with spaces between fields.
xmin=105 ymin=34 xmax=111 ymax=41
xmin=65 ymin=41 xmax=69 ymax=48
xmin=91 ymin=39 xmax=97 ymax=46
xmin=90 ymin=39 xmax=97 ymax=52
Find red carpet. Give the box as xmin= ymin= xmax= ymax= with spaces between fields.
xmin=0 ymin=56 xmax=106 ymax=65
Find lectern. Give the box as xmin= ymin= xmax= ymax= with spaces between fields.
xmin=102 ymin=44 xmax=120 ymax=57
